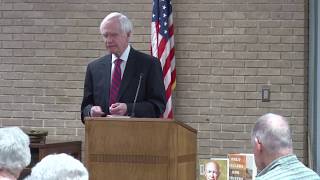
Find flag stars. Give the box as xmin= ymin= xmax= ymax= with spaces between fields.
xmin=152 ymin=0 xmax=172 ymax=38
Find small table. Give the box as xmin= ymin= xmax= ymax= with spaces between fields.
xmin=20 ymin=141 xmax=82 ymax=179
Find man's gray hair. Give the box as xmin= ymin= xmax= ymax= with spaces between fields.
xmin=25 ymin=153 xmax=88 ymax=180
xmin=100 ymin=12 xmax=133 ymax=34
xmin=251 ymin=113 xmax=293 ymax=154
xmin=0 ymin=127 xmax=31 ymax=173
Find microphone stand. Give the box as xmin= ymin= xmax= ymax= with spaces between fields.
xmin=131 ymin=73 xmax=143 ymax=117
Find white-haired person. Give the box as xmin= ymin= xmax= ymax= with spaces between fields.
xmin=251 ymin=113 xmax=320 ymax=180
xmin=0 ymin=127 xmax=31 ymax=180
xmin=80 ymin=12 xmax=166 ymax=122
xmin=24 ymin=153 xmax=88 ymax=180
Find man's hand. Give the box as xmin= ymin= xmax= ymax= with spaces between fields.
xmin=90 ymin=106 xmax=105 ymax=117
xmin=109 ymin=103 xmax=127 ymax=116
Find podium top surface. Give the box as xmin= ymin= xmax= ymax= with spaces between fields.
xmin=84 ymin=117 xmax=197 ymax=133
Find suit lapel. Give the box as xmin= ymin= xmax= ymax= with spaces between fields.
xmin=118 ymin=49 xmax=136 ymax=100
xmin=100 ymin=55 xmax=112 ymax=110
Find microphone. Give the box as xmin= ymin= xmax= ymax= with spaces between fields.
xmin=131 ymin=73 xmax=144 ymax=117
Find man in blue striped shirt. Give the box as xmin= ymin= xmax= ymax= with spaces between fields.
xmin=251 ymin=113 xmax=320 ymax=180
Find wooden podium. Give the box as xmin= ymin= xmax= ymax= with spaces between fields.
xmin=85 ymin=117 xmax=197 ymax=180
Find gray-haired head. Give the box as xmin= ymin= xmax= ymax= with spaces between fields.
xmin=99 ymin=12 xmax=133 ymax=34
xmin=25 ymin=153 xmax=88 ymax=180
xmin=251 ymin=113 xmax=293 ymax=155
xmin=0 ymin=127 xmax=31 ymax=176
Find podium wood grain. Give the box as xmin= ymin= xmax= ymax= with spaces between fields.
xmin=85 ymin=118 xmax=197 ymax=180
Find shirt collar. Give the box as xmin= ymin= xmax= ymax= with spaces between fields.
xmin=112 ymin=45 xmax=130 ymax=63
xmin=257 ymin=154 xmax=296 ymax=177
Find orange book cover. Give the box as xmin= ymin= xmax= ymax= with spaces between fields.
xmin=228 ymin=154 xmax=257 ymax=180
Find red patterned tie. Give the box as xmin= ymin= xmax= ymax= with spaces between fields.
xmin=109 ymin=59 xmax=122 ymax=106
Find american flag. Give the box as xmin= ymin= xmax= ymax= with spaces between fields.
xmin=151 ymin=0 xmax=176 ymax=119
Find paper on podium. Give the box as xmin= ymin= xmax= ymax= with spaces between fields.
xmin=106 ymin=115 xmax=131 ymax=118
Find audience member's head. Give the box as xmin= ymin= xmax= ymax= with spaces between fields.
xmin=251 ymin=113 xmax=320 ymax=179
xmin=25 ymin=153 xmax=88 ymax=180
xmin=0 ymin=127 xmax=31 ymax=180
xmin=251 ymin=113 xmax=293 ymax=170
xmin=204 ymin=161 xmax=220 ymax=180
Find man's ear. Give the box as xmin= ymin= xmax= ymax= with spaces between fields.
xmin=254 ymin=137 xmax=262 ymax=152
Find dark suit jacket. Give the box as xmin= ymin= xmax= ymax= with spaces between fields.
xmin=81 ymin=48 xmax=166 ymax=123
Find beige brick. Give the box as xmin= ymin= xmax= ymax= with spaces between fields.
xmin=234 ymin=84 xmax=257 ymax=92
xmin=259 ymin=36 xmax=281 ymax=43
xmin=223 ymin=44 xmax=246 ymax=51
xmin=281 ymin=69 xmax=304 ymax=76
xmin=0 ymin=95 xmax=13 ymax=103
xmin=281 ymin=85 xmax=304 ymax=93
xmin=55 ymin=97 xmax=81 ymax=104
xmin=282 ymin=4 xmax=305 ymax=12
xmin=268 ymin=60 xmax=291 ymax=68
xmin=176 ymin=75 xmax=198 ymax=83
xmin=221 ymin=76 xmax=245 ymax=84
xmin=221 ymin=60 xmax=244 ymax=68
xmin=212 ymin=20 xmax=234 ymax=28
xmin=293 ymin=44 xmax=305 ymax=51
xmin=211 ymin=35 xmax=235 ymax=43
xmin=34 ymin=112 xmax=76 ymax=120
xmin=56 ymin=128 xmax=77 ymax=135
xmin=293 ymin=12 xmax=305 ymax=20
xmin=2 ymin=118 xmax=22 ymax=126
xmin=270 ymin=93 xmax=292 ymax=101
xmin=212 ymin=52 xmax=234 ymax=59
xmin=0 ymin=103 xmax=21 ymax=111
xmin=211 ymin=67 xmax=234 ymax=75
xmin=247 ymin=44 xmax=269 ymax=52
xmin=3 ymin=41 xmax=23 ymax=48
xmin=281 ymin=52 xmax=304 ymax=60
xmin=282 ymin=20 xmax=305 ymax=28
xmin=292 ymin=93 xmax=304 ymax=100
xmin=248 ymin=4 xmax=281 ymax=11
xmin=259 ymin=52 xmax=281 ymax=59
xmin=281 ymin=36 xmax=305 ymax=43
xmin=175 ymin=107 xmax=199 ymax=115
xmin=257 ymin=68 xmax=281 ymax=75
xmin=219 ymin=92 xmax=245 ymax=100
xmin=235 ymin=35 xmax=258 ymax=43
xmin=245 ymin=28 xmax=269 ymax=35
xmin=199 ymin=75 xmax=221 ymax=83
xmin=65 ymin=120 xmax=85 ymax=128
xmin=234 ymin=52 xmax=258 ymax=59
xmin=223 ymin=4 xmax=248 ymax=12
xmin=245 ymin=60 xmax=268 ymax=68
xmin=199 ymin=12 xmax=222 ymax=20
xmin=45 ymin=42 xmax=67 ymax=49
xmin=247 ymin=12 xmax=270 ymax=20
xmin=222 ymin=124 xmax=245 ymax=132
xmin=271 ymin=12 xmax=293 ymax=20
xmin=234 ymin=21 xmax=258 ymax=28
xmin=293 ymin=77 xmax=305 ymax=84
xmin=23 ymin=119 xmax=43 ymax=127
xmin=190 ymin=51 xmax=211 ymax=59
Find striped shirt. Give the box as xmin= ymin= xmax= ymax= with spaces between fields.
xmin=256 ymin=154 xmax=320 ymax=180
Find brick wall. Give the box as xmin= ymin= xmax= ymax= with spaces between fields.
xmin=0 ymin=0 xmax=308 ymax=162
